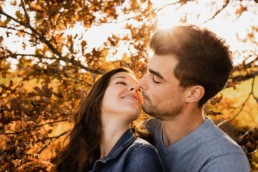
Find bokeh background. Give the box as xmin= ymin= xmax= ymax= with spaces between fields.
xmin=0 ymin=0 xmax=257 ymax=171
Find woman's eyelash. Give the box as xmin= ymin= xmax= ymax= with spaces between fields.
xmin=116 ymin=81 xmax=126 ymax=85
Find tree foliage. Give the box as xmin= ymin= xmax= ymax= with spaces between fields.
xmin=0 ymin=0 xmax=257 ymax=171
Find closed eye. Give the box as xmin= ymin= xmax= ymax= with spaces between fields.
xmin=148 ymin=68 xmax=164 ymax=84
xmin=151 ymin=75 xmax=161 ymax=84
xmin=116 ymin=81 xmax=126 ymax=85
xmin=152 ymin=79 xmax=161 ymax=84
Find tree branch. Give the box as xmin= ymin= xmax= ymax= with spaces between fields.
xmin=6 ymin=50 xmax=105 ymax=75
xmin=0 ymin=26 xmax=33 ymax=36
xmin=202 ymin=0 xmax=230 ymax=23
xmin=234 ymin=56 xmax=258 ymax=71
xmin=1 ymin=119 xmax=69 ymax=135
xmin=155 ymin=1 xmax=186 ymax=13
xmin=231 ymin=71 xmax=258 ymax=83
xmin=21 ymin=0 xmax=31 ymax=25
xmin=36 ymin=130 xmax=70 ymax=154
xmin=37 ymin=119 xmax=69 ymax=128
xmin=218 ymin=78 xmax=255 ymax=127
xmin=1 ymin=9 xmax=104 ymax=74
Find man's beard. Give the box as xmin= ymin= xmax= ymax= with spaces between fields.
xmin=142 ymin=100 xmax=182 ymax=120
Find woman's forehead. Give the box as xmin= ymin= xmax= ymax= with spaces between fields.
xmin=111 ymin=72 xmax=138 ymax=82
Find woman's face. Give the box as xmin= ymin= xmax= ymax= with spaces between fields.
xmin=101 ymin=72 xmax=143 ymax=124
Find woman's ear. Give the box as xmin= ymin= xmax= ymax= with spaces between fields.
xmin=185 ymin=85 xmax=205 ymax=103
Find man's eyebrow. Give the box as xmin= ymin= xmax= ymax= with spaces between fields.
xmin=149 ymin=68 xmax=164 ymax=79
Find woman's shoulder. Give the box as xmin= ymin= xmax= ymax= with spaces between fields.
xmin=128 ymin=137 xmax=158 ymax=153
xmin=134 ymin=137 xmax=154 ymax=145
xmin=124 ymin=137 xmax=165 ymax=171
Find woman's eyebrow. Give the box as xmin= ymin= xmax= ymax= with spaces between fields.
xmin=113 ymin=76 xmax=126 ymax=80
xmin=111 ymin=76 xmax=128 ymax=82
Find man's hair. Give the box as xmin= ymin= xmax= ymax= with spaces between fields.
xmin=150 ymin=25 xmax=233 ymax=106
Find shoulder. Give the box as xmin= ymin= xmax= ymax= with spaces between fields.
xmin=200 ymin=152 xmax=250 ymax=172
xmin=145 ymin=118 xmax=161 ymax=133
xmin=125 ymin=137 xmax=162 ymax=160
xmin=191 ymin=119 xmax=250 ymax=171
xmin=124 ymin=138 xmax=164 ymax=171
xmin=128 ymin=137 xmax=158 ymax=153
xmin=146 ymin=117 xmax=160 ymax=126
xmin=191 ymin=120 xmax=245 ymax=157
xmin=200 ymin=119 xmax=245 ymax=155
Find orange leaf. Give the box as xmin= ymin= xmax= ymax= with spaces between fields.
xmin=81 ymin=40 xmax=87 ymax=47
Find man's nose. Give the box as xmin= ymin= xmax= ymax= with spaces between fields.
xmin=138 ymin=75 xmax=146 ymax=90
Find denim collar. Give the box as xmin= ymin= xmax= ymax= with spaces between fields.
xmin=95 ymin=129 xmax=136 ymax=163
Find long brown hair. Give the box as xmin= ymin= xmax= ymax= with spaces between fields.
xmin=56 ymin=68 xmax=134 ymax=172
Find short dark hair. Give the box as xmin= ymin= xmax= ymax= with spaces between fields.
xmin=150 ymin=25 xmax=233 ymax=106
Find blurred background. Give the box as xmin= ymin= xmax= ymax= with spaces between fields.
xmin=0 ymin=0 xmax=257 ymax=171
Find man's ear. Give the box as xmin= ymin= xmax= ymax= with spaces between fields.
xmin=185 ymin=85 xmax=205 ymax=103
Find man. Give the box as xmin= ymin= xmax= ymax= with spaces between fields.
xmin=138 ymin=25 xmax=250 ymax=171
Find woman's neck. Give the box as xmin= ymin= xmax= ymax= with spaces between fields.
xmin=100 ymin=120 xmax=130 ymax=159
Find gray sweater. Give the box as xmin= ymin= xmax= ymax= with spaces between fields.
xmin=147 ymin=118 xmax=250 ymax=172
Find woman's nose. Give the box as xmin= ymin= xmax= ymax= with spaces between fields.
xmin=129 ymin=85 xmax=142 ymax=92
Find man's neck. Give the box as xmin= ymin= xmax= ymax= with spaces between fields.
xmin=161 ymin=109 xmax=204 ymax=147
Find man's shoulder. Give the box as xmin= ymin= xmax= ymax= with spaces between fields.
xmin=146 ymin=117 xmax=160 ymax=127
xmin=145 ymin=117 xmax=161 ymax=134
xmin=176 ymin=120 xmax=250 ymax=171
xmin=194 ymin=119 xmax=245 ymax=155
xmin=193 ymin=124 xmax=250 ymax=171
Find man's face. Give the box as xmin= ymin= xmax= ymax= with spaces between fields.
xmin=138 ymin=54 xmax=185 ymax=120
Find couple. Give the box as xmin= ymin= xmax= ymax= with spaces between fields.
xmin=55 ymin=25 xmax=250 ymax=172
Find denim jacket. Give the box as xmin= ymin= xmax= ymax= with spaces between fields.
xmin=89 ymin=129 xmax=164 ymax=172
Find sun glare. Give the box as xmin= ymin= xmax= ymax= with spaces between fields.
xmin=153 ymin=0 xmax=258 ymax=65
xmin=156 ymin=6 xmax=182 ymax=29
xmin=2 ymin=0 xmax=258 ymax=68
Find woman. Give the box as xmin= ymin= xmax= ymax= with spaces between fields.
xmin=55 ymin=68 xmax=164 ymax=172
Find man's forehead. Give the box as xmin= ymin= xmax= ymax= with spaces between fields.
xmin=148 ymin=55 xmax=178 ymax=79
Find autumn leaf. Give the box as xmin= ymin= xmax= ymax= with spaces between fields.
xmin=0 ymin=0 xmax=257 ymax=171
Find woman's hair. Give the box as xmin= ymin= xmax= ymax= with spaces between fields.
xmin=56 ymin=67 xmax=134 ymax=172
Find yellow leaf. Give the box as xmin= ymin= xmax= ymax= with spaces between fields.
xmin=10 ymin=1 xmax=17 ymax=5
xmin=101 ymin=49 xmax=109 ymax=56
